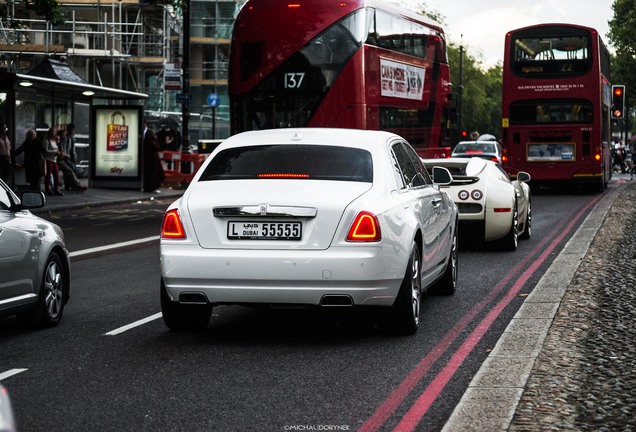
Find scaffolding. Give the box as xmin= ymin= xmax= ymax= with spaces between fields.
xmin=0 ymin=0 xmax=241 ymax=139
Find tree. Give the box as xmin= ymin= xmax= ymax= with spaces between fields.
xmin=448 ymin=44 xmax=503 ymax=139
xmin=609 ymin=0 xmax=636 ymax=133
xmin=414 ymin=2 xmax=502 ymax=140
xmin=0 ymin=0 xmax=64 ymax=25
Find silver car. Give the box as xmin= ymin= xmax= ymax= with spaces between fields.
xmin=0 ymin=179 xmax=70 ymax=327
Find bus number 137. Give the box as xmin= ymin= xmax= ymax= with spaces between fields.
xmin=284 ymin=72 xmax=305 ymax=89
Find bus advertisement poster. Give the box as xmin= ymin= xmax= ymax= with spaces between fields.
xmin=380 ymin=58 xmax=425 ymax=101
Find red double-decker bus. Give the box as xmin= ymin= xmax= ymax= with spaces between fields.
xmin=501 ymin=23 xmax=613 ymax=192
xmin=228 ymin=0 xmax=453 ymax=158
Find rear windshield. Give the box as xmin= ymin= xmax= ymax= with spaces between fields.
xmin=454 ymin=143 xmax=496 ymax=154
xmin=199 ymin=145 xmax=373 ymax=182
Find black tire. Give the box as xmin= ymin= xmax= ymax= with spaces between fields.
xmin=519 ymin=199 xmax=532 ymax=240
xmin=430 ymin=221 xmax=458 ymax=296
xmin=161 ymin=280 xmax=212 ymax=331
xmin=18 ymin=251 xmax=66 ymax=328
xmin=392 ymin=242 xmax=422 ymax=335
xmin=500 ymin=201 xmax=519 ymax=251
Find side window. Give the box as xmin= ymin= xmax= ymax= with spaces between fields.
xmin=0 ymin=185 xmax=12 ymax=210
xmin=391 ymin=141 xmax=425 ymax=188
xmin=391 ymin=142 xmax=413 ymax=189
xmin=404 ymin=142 xmax=431 ymax=186
xmin=496 ymin=165 xmax=512 ymax=183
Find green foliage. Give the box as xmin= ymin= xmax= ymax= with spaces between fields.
xmin=609 ymin=0 xmax=636 ymax=56
xmin=23 ymin=0 xmax=65 ymax=25
xmin=413 ymin=2 xmax=502 ymax=140
xmin=609 ymin=0 xmax=636 ymax=131
xmin=448 ymin=44 xmax=503 ymax=140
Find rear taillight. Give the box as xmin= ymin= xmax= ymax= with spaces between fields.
xmin=347 ymin=211 xmax=381 ymax=242
xmin=161 ymin=209 xmax=186 ymax=239
xmin=458 ymin=190 xmax=483 ymax=200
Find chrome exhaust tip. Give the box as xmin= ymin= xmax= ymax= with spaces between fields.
xmin=179 ymin=292 xmax=209 ymax=304
xmin=320 ymin=295 xmax=354 ymax=307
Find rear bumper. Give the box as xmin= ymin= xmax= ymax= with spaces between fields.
xmin=459 ymin=208 xmax=511 ymax=242
xmin=160 ymin=243 xmax=405 ymax=307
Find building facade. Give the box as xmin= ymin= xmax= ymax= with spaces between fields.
xmin=0 ymin=0 xmax=241 ymax=142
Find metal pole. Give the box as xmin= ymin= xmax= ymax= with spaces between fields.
xmin=182 ymin=0 xmax=190 ymax=153
xmin=458 ymin=39 xmax=464 ymax=143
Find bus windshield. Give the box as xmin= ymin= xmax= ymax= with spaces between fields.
xmin=512 ymin=33 xmax=591 ymax=77
xmin=237 ymin=9 xmax=366 ymax=131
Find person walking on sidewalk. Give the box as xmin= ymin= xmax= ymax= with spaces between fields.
xmin=43 ymin=127 xmax=63 ymax=196
xmin=12 ymin=129 xmax=44 ymax=191
xmin=0 ymin=123 xmax=12 ymax=183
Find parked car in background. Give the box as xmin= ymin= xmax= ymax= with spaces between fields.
xmin=0 ymin=179 xmax=70 ymax=327
xmin=451 ymin=140 xmax=503 ymax=165
xmin=160 ymin=128 xmax=459 ymax=335
xmin=422 ymin=157 xmax=531 ymax=251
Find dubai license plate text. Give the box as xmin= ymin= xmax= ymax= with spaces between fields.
xmin=228 ymin=221 xmax=302 ymax=240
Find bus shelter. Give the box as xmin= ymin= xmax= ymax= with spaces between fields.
xmin=0 ymin=59 xmax=148 ymax=190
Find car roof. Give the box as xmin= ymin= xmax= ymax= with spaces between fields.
xmin=220 ymin=128 xmax=400 ymax=152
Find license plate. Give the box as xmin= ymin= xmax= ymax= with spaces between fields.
xmin=227 ymin=221 xmax=302 ymax=240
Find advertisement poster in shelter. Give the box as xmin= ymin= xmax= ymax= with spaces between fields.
xmin=91 ymin=106 xmax=142 ymax=188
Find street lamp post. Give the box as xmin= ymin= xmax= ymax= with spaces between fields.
xmin=458 ymin=39 xmax=464 ymax=143
xmin=181 ymin=0 xmax=190 ymax=154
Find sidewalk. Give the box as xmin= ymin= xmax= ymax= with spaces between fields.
xmin=444 ymin=174 xmax=635 ymax=431
xmin=31 ymin=177 xmax=184 ymax=213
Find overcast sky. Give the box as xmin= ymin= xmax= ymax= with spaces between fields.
xmin=399 ymin=0 xmax=615 ymax=67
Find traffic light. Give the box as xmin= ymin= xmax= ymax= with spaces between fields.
xmin=612 ymin=85 xmax=626 ymax=119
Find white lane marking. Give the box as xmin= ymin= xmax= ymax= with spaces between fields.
xmin=103 ymin=312 xmax=163 ymax=336
xmin=70 ymin=236 xmax=159 ymax=258
xmin=0 ymin=369 xmax=28 ymax=381
xmin=70 ymin=237 xmax=163 ymax=335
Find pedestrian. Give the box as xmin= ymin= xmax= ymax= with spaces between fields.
xmin=43 ymin=127 xmax=63 ymax=196
xmin=612 ymin=142 xmax=624 ymax=173
xmin=142 ymin=122 xmax=165 ymax=193
xmin=619 ymin=141 xmax=628 ymax=174
xmin=625 ymin=142 xmax=634 ymax=180
xmin=12 ymin=129 xmax=44 ymax=191
xmin=0 ymin=123 xmax=12 ymax=183
xmin=57 ymin=129 xmax=85 ymax=192
xmin=61 ymin=123 xmax=78 ymax=174
xmin=631 ymin=140 xmax=636 ymax=176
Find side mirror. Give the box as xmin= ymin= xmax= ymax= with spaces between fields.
xmin=517 ymin=171 xmax=531 ymax=182
xmin=19 ymin=191 xmax=46 ymax=209
xmin=432 ymin=166 xmax=453 ymax=185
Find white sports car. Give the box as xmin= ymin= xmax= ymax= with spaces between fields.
xmin=422 ymin=157 xmax=531 ymax=251
xmin=160 ymin=128 xmax=459 ymax=335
